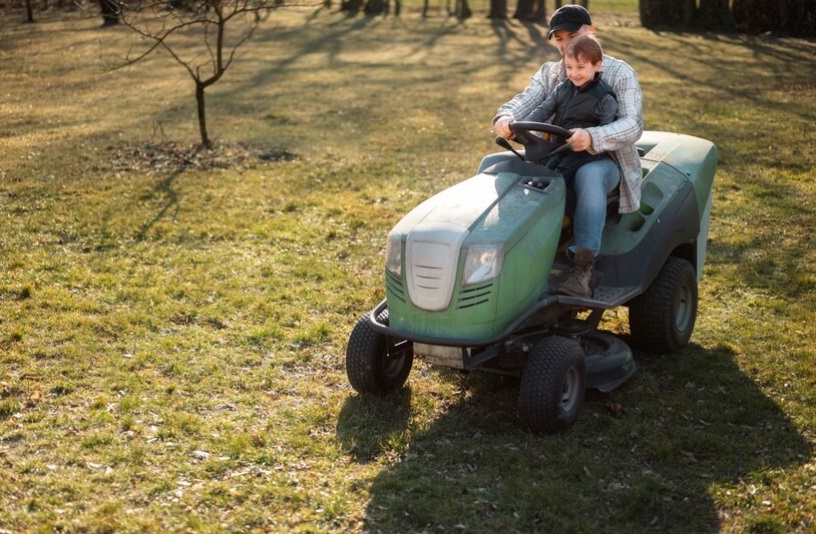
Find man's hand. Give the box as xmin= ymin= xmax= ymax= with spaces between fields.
xmin=493 ymin=116 xmax=513 ymax=139
xmin=568 ymin=128 xmax=593 ymax=152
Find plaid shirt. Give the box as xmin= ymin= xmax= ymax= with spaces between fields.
xmin=494 ymin=55 xmax=644 ymax=213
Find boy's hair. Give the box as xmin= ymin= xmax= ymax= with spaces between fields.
xmin=564 ymin=34 xmax=603 ymax=64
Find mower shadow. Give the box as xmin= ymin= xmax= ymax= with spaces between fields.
xmin=336 ymin=342 xmax=811 ymax=531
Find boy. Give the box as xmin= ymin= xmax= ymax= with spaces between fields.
xmin=521 ymin=35 xmax=617 ymax=185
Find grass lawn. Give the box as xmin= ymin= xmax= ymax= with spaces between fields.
xmin=1 ymin=1 xmax=815 ymax=532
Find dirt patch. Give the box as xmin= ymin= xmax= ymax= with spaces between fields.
xmin=106 ymin=141 xmax=297 ymax=174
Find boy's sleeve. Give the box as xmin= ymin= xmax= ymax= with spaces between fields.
xmin=597 ymin=94 xmax=618 ymax=126
xmin=522 ymin=91 xmax=559 ymax=123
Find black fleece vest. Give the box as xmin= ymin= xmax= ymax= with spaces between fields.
xmin=552 ymin=75 xmax=615 ymax=130
xmin=545 ymin=75 xmax=616 ymax=182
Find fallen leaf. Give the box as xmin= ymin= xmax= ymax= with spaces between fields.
xmin=604 ymin=402 xmax=626 ymax=417
xmin=27 ymin=390 xmax=42 ymax=406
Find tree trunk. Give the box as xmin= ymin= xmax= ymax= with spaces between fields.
xmin=733 ymin=0 xmax=770 ymax=33
xmin=364 ymin=0 xmax=387 ymax=15
xmin=534 ymin=0 xmax=547 ymax=20
xmin=25 ymin=0 xmax=35 ymax=22
xmin=488 ymin=0 xmax=507 ymax=19
xmin=681 ymin=0 xmax=695 ymax=24
xmin=454 ymin=0 xmax=471 ymax=19
xmin=100 ymin=0 xmax=121 ymax=26
xmin=699 ymin=0 xmax=733 ymax=29
xmin=340 ymin=0 xmax=364 ymax=13
xmin=796 ymin=0 xmax=815 ymax=36
xmin=513 ymin=0 xmax=536 ymax=21
xmin=640 ymin=0 xmax=692 ymax=28
xmin=555 ymin=0 xmax=589 ymax=8
xmin=644 ymin=0 xmax=813 ymax=34
xmin=100 ymin=0 xmax=120 ymax=26
xmin=195 ymin=83 xmax=211 ymax=149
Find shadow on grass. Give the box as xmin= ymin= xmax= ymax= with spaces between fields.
xmin=337 ymin=388 xmax=413 ymax=464
xmin=337 ymin=343 xmax=811 ymax=531
xmin=135 ymin=171 xmax=181 ymax=241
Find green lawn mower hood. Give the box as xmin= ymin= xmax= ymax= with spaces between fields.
xmin=384 ymin=160 xmax=566 ymax=343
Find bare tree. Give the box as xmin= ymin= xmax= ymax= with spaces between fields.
xmin=115 ymin=0 xmax=285 ymax=148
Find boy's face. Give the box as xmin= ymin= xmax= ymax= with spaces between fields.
xmin=564 ymin=53 xmax=602 ymax=88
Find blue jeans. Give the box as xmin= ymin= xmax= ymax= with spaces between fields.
xmin=571 ymin=157 xmax=621 ymax=256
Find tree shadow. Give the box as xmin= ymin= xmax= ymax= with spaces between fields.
xmin=135 ymin=171 xmax=181 ymax=241
xmin=598 ymin=29 xmax=816 ymax=140
xmin=336 ymin=343 xmax=812 ymax=531
xmin=221 ymin=10 xmax=559 ymax=115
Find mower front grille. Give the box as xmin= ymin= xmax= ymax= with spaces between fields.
xmin=405 ymin=237 xmax=461 ymax=311
xmin=457 ymin=283 xmax=493 ymax=309
xmin=385 ymin=271 xmax=406 ymax=303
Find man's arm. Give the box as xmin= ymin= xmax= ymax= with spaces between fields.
xmin=493 ymin=61 xmax=564 ymax=137
xmin=585 ymin=58 xmax=643 ymax=153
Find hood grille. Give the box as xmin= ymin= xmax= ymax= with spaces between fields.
xmin=405 ymin=223 xmax=468 ymax=311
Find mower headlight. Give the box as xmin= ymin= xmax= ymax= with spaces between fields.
xmin=385 ymin=233 xmax=403 ymax=279
xmin=463 ymin=243 xmax=504 ymax=286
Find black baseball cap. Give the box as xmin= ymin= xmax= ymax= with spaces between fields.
xmin=547 ymin=5 xmax=592 ymax=40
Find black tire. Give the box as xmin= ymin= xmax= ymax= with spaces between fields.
xmin=518 ymin=336 xmax=586 ymax=434
xmin=345 ymin=310 xmax=413 ymax=395
xmin=629 ymin=256 xmax=698 ymax=353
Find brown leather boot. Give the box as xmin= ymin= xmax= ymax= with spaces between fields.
xmin=555 ymin=248 xmax=595 ymax=298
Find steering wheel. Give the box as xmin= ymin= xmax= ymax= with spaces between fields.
xmin=511 ymin=121 xmax=573 ymax=140
xmin=496 ymin=121 xmax=574 ymax=164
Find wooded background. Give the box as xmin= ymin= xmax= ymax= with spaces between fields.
xmin=5 ymin=0 xmax=815 ymax=36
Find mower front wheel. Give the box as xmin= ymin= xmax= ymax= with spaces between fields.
xmin=346 ymin=310 xmax=413 ymax=395
xmin=518 ymin=336 xmax=586 ymax=434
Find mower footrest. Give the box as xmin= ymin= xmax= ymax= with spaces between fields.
xmin=591 ymin=285 xmax=639 ymax=306
xmin=556 ymin=286 xmax=638 ymax=309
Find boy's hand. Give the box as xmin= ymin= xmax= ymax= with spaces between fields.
xmin=568 ymin=128 xmax=592 ymax=151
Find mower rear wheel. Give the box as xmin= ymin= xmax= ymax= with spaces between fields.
xmin=346 ymin=310 xmax=413 ymax=395
xmin=629 ymin=256 xmax=698 ymax=353
xmin=518 ymin=336 xmax=586 ymax=434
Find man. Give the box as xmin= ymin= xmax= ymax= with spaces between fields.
xmin=491 ymin=5 xmax=644 ymax=298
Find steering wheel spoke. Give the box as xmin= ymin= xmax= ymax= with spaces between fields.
xmin=501 ymin=121 xmax=573 ymax=165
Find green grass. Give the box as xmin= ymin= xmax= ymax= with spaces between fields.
xmin=2 ymin=1 xmax=816 ymax=532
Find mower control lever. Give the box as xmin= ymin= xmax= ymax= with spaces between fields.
xmin=495 ymin=136 xmax=525 ymax=161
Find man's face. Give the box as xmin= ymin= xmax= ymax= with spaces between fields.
xmin=551 ymin=25 xmax=593 ymax=56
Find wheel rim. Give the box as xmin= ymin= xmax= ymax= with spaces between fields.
xmin=560 ymin=366 xmax=581 ymax=412
xmin=675 ymin=282 xmax=694 ymax=333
